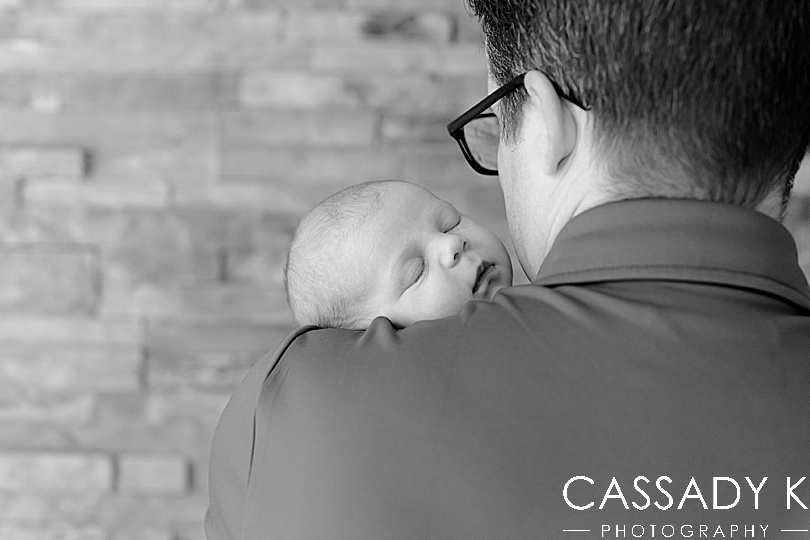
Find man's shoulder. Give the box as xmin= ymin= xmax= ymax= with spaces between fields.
xmin=276 ymin=288 xmax=546 ymax=372
xmin=260 ymin=286 xmax=575 ymax=409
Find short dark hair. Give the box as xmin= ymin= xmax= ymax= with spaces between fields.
xmin=467 ymin=0 xmax=810 ymax=210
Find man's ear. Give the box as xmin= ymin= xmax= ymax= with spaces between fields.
xmin=523 ymin=70 xmax=578 ymax=176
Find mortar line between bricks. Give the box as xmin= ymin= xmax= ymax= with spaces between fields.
xmin=278 ymin=8 xmax=292 ymax=41
xmin=110 ymin=453 xmax=120 ymax=493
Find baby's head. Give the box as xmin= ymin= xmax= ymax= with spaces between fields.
xmin=284 ymin=180 xmax=513 ymax=329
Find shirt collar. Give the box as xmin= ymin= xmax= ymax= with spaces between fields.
xmin=534 ymin=198 xmax=810 ymax=311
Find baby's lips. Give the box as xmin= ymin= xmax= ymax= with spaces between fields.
xmin=472 ymin=262 xmax=498 ymax=299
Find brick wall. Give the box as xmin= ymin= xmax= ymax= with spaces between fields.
xmin=0 ymin=1 xmax=808 ymax=539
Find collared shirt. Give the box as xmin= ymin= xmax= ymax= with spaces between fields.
xmin=206 ymin=199 xmax=810 ymax=539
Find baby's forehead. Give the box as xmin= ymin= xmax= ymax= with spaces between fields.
xmin=327 ymin=181 xmax=451 ymax=253
xmin=378 ymin=181 xmax=452 ymax=215
xmin=349 ymin=184 xmax=457 ymax=250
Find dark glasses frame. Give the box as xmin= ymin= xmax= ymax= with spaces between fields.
xmin=447 ymin=72 xmax=589 ymax=176
xmin=447 ymin=73 xmax=526 ymax=176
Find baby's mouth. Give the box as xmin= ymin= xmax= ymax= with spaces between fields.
xmin=472 ymin=262 xmax=497 ymax=297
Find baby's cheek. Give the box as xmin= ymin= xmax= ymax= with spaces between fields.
xmin=420 ymin=280 xmax=470 ymax=319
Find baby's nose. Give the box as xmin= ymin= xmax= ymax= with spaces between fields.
xmin=437 ymin=234 xmax=467 ymax=268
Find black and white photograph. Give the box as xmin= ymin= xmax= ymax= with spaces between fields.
xmin=0 ymin=0 xmax=808 ymax=538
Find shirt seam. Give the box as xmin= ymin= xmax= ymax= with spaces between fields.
xmin=537 ymin=263 xmax=810 ymax=302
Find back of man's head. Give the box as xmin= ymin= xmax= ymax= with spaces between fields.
xmin=469 ymin=0 xmax=810 ymax=211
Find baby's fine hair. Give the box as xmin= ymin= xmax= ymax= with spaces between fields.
xmin=284 ymin=181 xmax=391 ymax=328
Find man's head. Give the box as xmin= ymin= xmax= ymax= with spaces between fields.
xmin=466 ymin=0 xmax=810 ymax=276
xmin=285 ymin=181 xmax=513 ymax=329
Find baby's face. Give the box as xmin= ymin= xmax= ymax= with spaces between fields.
xmin=351 ymin=181 xmax=512 ymax=327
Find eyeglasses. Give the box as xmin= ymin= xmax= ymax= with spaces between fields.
xmin=447 ymin=74 xmax=525 ymax=176
xmin=447 ymin=73 xmax=587 ymax=176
